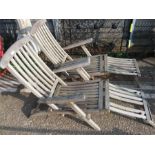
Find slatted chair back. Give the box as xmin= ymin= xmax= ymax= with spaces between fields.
xmin=30 ymin=19 xmax=90 ymax=81
xmin=30 ymin=19 xmax=69 ymax=64
xmin=0 ymin=36 xmax=66 ymax=99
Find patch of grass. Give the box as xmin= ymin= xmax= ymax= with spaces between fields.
xmin=108 ymin=51 xmax=128 ymax=58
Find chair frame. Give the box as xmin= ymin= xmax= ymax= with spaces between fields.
xmin=0 ymin=35 xmax=153 ymax=130
xmin=30 ymin=19 xmax=141 ymax=79
xmin=0 ymin=36 xmax=102 ymax=131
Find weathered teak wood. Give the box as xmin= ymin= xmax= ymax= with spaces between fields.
xmin=30 ymin=19 xmax=90 ymax=81
xmin=53 ymin=57 xmax=90 ymax=73
xmin=30 ymin=19 xmax=141 ymax=78
xmin=39 ymin=93 xmax=86 ymax=105
xmin=63 ymin=38 xmax=93 ymax=51
xmin=67 ymin=55 xmax=106 ymax=78
xmin=106 ymin=80 xmax=155 ymax=127
xmin=106 ymin=55 xmax=141 ymax=76
xmin=64 ymin=38 xmax=93 ymax=56
xmin=0 ymin=36 xmax=101 ymax=131
xmin=55 ymin=79 xmax=105 ymax=111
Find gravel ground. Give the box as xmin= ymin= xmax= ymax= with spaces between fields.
xmin=0 ymin=57 xmax=155 ymax=135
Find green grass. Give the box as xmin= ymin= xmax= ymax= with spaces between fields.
xmin=108 ymin=51 xmax=128 ymax=58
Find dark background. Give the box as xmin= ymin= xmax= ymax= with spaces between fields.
xmin=0 ymin=19 xmax=154 ymax=58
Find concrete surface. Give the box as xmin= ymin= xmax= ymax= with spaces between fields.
xmin=0 ymin=57 xmax=155 ymax=135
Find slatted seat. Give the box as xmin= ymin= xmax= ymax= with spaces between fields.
xmin=65 ymin=55 xmax=141 ymax=78
xmin=67 ymin=55 xmax=105 ymax=78
xmin=106 ymin=56 xmax=141 ymax=76
xmin=54 ymin=79 xmax=104 ymax=111
xmin=0 ymin=72 xmax=20 ymax=93
xmin=30 ymin=19 xmax=141 ymax=79
xmin=105 ymin=80 xmax=155 ymax=127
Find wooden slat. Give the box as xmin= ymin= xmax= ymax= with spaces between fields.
xmin=105 ymin=79 xmax=109 ymax=109
xmin=110 ymin=102 xmax=145 ymax=115
xmin=63 ymin=38 xmax=93 ymax=50
xmin=11 ymin=58 xmax=48 ymax=96
xmin=109 ymin=86 xmax=141 ymax=97
xmin=14 ymin=54 xmax=50 ymax=93
xmin=109 ymin=107 xmax=146 ymax=119
xmin=109 ymin=83 xmax=141 ymax=94
xmin=17 ymin=51 xmax=52 ymax=89
xmin=99 ymin=55 xmax=104 ymax=72
xmin=53 ymin=57 xmax=90 ymax=73
xmin=8 ymin=64 xmax=43 ymax=98
xmin=98 ymin=80 xmax=104 ymax=110
xmin=36 ymin=29 xmax=61 ymax=64
xmin=104 ymin=54 xmax=108 ymax=72
xmin=109 ymin=90 xmax=143 ymax=101
xmin=134 ymin=59 xmax=141 ymax=77
xmin=140 ymin=91 xmax=152 ymax=122
xmin=39 ymin=93 xmax=86 ymax=104
xmin=110 ymin=93 xmax=143 ymax=105
xmin=35 ymin=33 xmax=59 ymax=64
xmin=40 ymin=26 xmax=64 ymax=61
xmin=81 ymin=45 xmax=92 ymax=56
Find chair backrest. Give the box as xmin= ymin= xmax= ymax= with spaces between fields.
xmin=30 ymin=20 xmax=91 ymax=81
xmin=30 ymin=19 xmax=69 ymax=65
xmin=0 ymin=36 xmax=66 ymax=99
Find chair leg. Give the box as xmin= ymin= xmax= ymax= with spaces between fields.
xmin=68 ymin=102 xmax=101 ymax=131
xmin=48 ymin=104 xmax=59 ymax=110
xmin=147 ymin=120 xmax=155 ymax=127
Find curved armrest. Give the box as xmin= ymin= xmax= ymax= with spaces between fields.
xmin=38 ymin=93 xmax=86 ymax=104
xmin=63 ymin=38 xmax=93 ymax=50
xmin=53 ymin=57 xmax=90 ymax=73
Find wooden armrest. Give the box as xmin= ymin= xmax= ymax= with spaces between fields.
xmin=38 ymin=93 xmax=86 ymax=104
xmin=63 ymin=38 xmax=93 ymax=50
xmin=53 ymin=57 xmax=90 ymax=73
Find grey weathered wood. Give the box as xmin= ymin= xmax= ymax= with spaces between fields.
xmin=99 ymin=55 xmax=104 ymax=72
xmin=109 ymin=93 xmax=143 ymax=105
xmin=105 ymin=79 xmax=109 ymax=109
xmin=38 ymin=93 xmax=86 ymax=104
xmin=134 ymin=59 xmax=141 ymax=77
xmin=63 ymin=38 xmax=93 ymax=50
xmin=109 ymin=83 xmax=140 ymax=94
xmin=108 ymin=81 xmax=155 ymax=127
xmin=53 ymin=57 xmax=90 ymax=73
xmin=98 ymin=80 xmax=104 ymax=110
xmin=107 ymin=56 xmax=141 ymax=76
xmin=110 ymin=102 xmax=145 ymax=115
xmin=141 ymin=91 xmax=152 ymax=120
xmin=109 ymin=90 xmax=143 ymax=101
xmin=109 ymin=107 xmax=146 ymax=119
xmin=104 ymin=54 xmax=108 ymax=72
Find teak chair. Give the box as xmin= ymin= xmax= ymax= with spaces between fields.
xmin=0 ymin=36 xmax=154 ymax=129
xmin=30 ymin=19 xmax=141 ymax=79
xmin=0 ymin=36 xmax=102 ymax=130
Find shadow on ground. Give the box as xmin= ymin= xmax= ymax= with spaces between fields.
xmin=0 ymin=126 xmax=130 ymax=135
